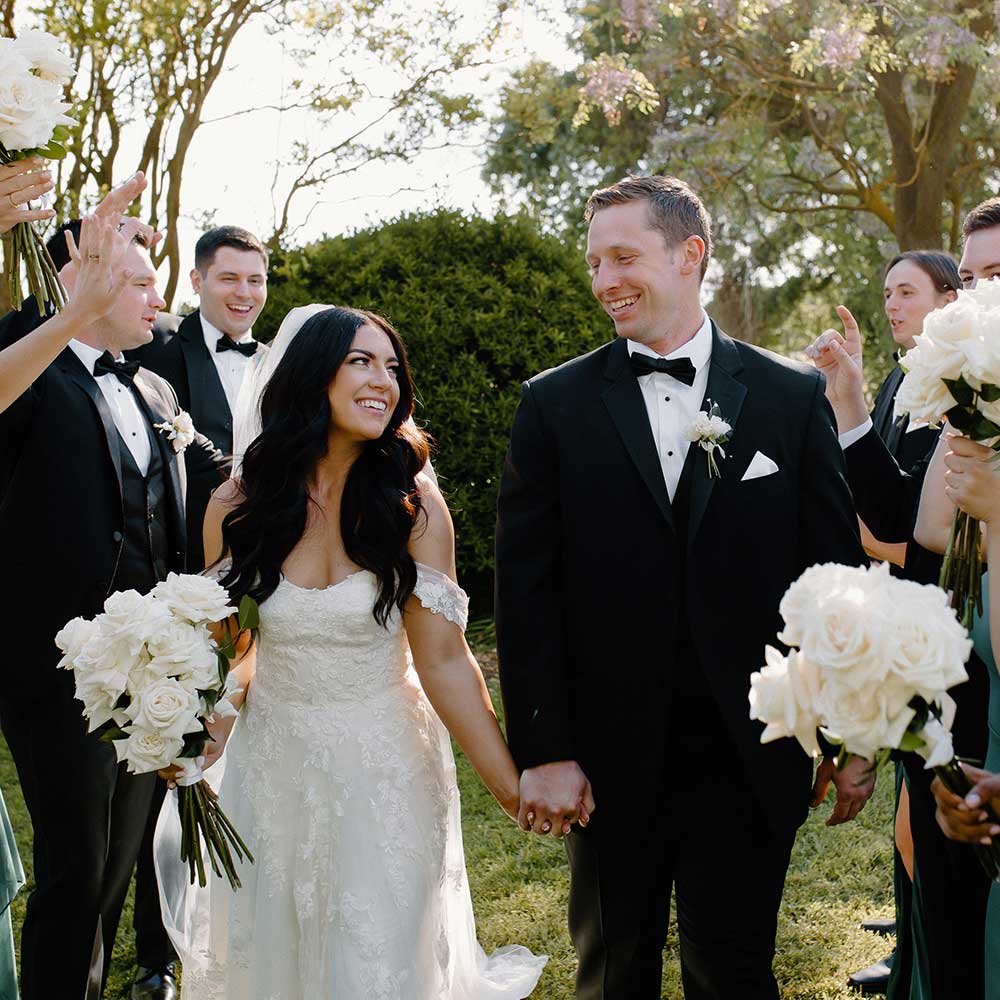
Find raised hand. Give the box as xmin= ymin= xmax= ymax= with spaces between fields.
xmin=92 ymin=170 xmax=163 ymax=250
xmin=804 ymin=305 xmax=868 ymax=433
xmin=518 ymin=760 xmax=595 ymax=838
xmin=810 ymin=754 xmax=876 ymax=826
xmin=62 ymin=215 xmax=135 ymax=326
xmin=0 ymin=158 xmax=55 ymax=235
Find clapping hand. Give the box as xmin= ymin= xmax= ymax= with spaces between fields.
xmin=0 ymin=158 xmax=55 ymax=235
xmin=804 ymin=305 xmax=869 ymax=433
xmin=518 ymin=760 xmax=595 ymax=838
xmin=91 ymin=170 xmax=163 ymax=251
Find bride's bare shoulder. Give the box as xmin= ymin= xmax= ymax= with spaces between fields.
xmin=210 ymin=478 xmax=245 ymax=511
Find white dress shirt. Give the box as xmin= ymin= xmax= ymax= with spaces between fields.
xmin=627 ymin=312 xmax=713 ymax=500
xmin=839 ymin=417 xmax=873 ymax=450
xmin=202 ymin=316 xmax=256 ymax=414
xmin=69 ymin=339 xmax=151 ymax=475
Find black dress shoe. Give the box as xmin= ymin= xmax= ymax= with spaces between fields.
xmin=847 ymin=951 xmax=894 ymax=996
xmin=131 ymin=965 xmax=178 ymax=1000
xmin=860 ymin=917 xmax=897 ymax=937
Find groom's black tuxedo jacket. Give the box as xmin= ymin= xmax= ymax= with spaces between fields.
xmin=496 ymin=324 xmax=865 ymax=837
xmin=0 ymin=341 xmax=225 ymax=703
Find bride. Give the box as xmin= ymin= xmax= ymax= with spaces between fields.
xmin=157 ymin=304 xmax=548 ymax=998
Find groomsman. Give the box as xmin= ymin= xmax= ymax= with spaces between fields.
xmin=0 ymin=220 xmax=225 ymax=999
xmin=496 ymin=175 xmax=871 ymax=999
xmin=129 ymin=225 xmax=269 ymax=570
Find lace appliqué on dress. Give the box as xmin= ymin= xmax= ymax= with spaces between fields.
xmin=413 ymin=563 xmax=470 ymax=631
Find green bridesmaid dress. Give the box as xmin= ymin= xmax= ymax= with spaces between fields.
xmin=973 ymin=580 xmax=1000 ymax=998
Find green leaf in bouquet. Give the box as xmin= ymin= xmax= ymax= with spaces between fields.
xmin=973 ymin=415 xmax=1000 ymax=441
xmin=98 ymin=725 xmax=128 ymax=743
xmin=34 ymin=140 xmax=67 ymax=161
xmin=898 ymin=730 xmax=926 ymax=752
xmin=51 ymin=125 xmax=71 ymax=142
xmin=180 ymin=731 xmax=208 ymax=757
xmin=980 ymin=383 xmax=1000 ymax=403
xmin=216 ymin=632 xmax=236 ymax=660
xmin=944 ymin=376 xmax=975 ymax=407
xmin=946 ymin=405 xmax=975 ymax=432
xmin=238 ymin=594 xmax=260 ymax=632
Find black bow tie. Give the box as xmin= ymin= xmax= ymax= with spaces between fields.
xmin=94 ymin=351 xmax=140 ymax=386
xmin=216 ymin=336 xmax=258 ymax=358
xmin=629 ymin=353 xmax=697 ymax=385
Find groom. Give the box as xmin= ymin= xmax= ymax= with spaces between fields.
xmin=496 ymin=175 xmax=873 ymax=999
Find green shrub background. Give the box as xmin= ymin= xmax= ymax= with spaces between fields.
xmin=259 ymin=210 xmax=612 ymax=609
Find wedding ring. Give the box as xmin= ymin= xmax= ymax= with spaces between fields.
xmin=88 ymin=254 xmax=101 ymax=260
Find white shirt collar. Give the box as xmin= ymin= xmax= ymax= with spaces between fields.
xmin=201 ymin=314 xmax=254 ymax=354
xmin=626 ymin=311 xmax=713 ymax=372
xmin=69 ymin=338 xmax=121 ymax=375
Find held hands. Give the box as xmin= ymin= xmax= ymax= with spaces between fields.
xmin=518 ymin=760 xmax=595 ymax=838
xmin=0 ymin=158 xmax=55 ymax=235
xmin=810 ymin=754 xmax=877 ymax=826
xmin=931 ymin=763 xmax=1000 ymax=845
xmin=804 ymin=305 xmax=868 ymax=433
xmin=941 ymin=434 xmax=1000 ymax=526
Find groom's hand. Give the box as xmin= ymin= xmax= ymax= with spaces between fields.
xmin=518 ymin=761 xmax=595 ymax=838
xmin=811 ymin=755 xmax=877 ymax=826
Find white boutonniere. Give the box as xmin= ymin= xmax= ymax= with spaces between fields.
xmin=155 ymin=411 xmax=195 ymax=453
xmin=685 ymin=400 xmax=732 ymax=478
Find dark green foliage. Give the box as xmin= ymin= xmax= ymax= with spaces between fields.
xmin=258 ymin=210 xmax=612 ymax=608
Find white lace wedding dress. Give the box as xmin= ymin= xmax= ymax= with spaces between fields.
xmin=155 ymin=564 xmax=546 ymax=999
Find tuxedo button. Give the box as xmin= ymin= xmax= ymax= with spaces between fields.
xmin=112 ymin=531 xmax=123 ymax=543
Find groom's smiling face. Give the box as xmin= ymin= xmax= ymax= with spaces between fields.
xmin=585 ymin=199 xmax=694 ymax=346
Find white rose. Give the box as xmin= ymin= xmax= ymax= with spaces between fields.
xmin=12 ymin=29 xmax=75 ymax=84
xmin=778 ymin=562 xmax=867 ymax=647
xmin=113 ymin=728 xmax=185 ymax=775
xmin=54 ymin=615 xmax=100 ymax=670
xmin=964 ymin=277 xmax=1000 ymax=310
xmin=0 ymin=47 xmax=73 ymax=151
xmin=151 ymin=572 xmax=235 ymax=625
xmin=73 ymin=651 xmax=134 ymax=732
xmin=817 ymin=675 xmax=916 ymax=760
xmin=124 ymin=677 xmax=203 ymax=743
xmin=145 ymin=618 xmax=218 ymax=686
xmin=887 ymin=581 xmax=971 ymax=698
xmin=706 ymin=414 xmax=731 ymax=438
xmin=921 ymin=295 xmax=982 ymax=349
xmin=100 ymin=590 xmax=172 ymax=654
xmin=749 ymin=646 xmax=824 ymax=758
xmin=685 ymin=412 xmax=714 ymax=442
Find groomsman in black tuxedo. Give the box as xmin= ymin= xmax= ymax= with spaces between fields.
xmin=128 ymin=226 xmax=268 ymax=570
xmin=496 ymin=176 xmax=872 ymax=999
xmin=0 ymin=222 xmax=225 ymax=1000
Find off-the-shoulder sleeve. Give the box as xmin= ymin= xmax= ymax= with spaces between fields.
xmin=413 ymin=563 xmax=469 ymax=631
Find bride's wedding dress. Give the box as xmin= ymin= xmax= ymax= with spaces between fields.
xmin=155 ymin=563 xmax=546 ymax=999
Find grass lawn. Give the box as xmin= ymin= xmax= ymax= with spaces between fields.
xmin=1 ymin=656 xmax=895 ymax=999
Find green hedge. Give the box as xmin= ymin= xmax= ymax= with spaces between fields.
xmin=259 ymin=210 xmax=612 ymax=609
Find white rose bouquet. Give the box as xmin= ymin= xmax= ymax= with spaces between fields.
xmin=56 ymin=573 xmax=259 ymax=889
xmin=0 ymin=30 xmax=76 ymax=311
xmin=894 ymin=279 xmax=1000 ymax=627
xmin=749 ymin=562 xmax=1000 ymax=878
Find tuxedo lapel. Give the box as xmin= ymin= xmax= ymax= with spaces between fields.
xmin=179 ymin=311 xmax=230 ymax=426
xmin=688 ymin=324 xmax=747 ymax=550
xmin=57 ymin=348 xmax=123 ymax=495
xmin=601 ymin=338 xmax=675 ymax=530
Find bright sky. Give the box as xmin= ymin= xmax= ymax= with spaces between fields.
xmin=160 ymin=2 xmax=576 ymax=308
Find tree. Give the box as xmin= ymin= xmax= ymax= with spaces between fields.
xmin=486 ymin=1 xmax=999 ymax=355
xmin=7 ymin=0 xmax=509 ymax=306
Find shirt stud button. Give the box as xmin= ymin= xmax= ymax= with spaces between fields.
xmin=664 ymin=396 xmax=671 ymax=402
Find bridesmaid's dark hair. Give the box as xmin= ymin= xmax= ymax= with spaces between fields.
xmin=883 ymin=250 xmax=961 ymax=294
xmin=219 ymin=306 xmax=430 ymax=626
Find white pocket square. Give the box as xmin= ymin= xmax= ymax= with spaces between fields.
xmin=741 ymin=451 xmax=779 ymax=482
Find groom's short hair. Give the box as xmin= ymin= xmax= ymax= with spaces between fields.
xmin=584 ymin=175 xmax=713 ymax=279
xmin=964 ymin=197 xmax=1000 ymax=239
xmin=194 ymin=226 xmax=269 ymax=274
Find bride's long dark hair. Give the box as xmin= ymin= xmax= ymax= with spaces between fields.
xmin=219 ymin=306 xmax=430 ymax=626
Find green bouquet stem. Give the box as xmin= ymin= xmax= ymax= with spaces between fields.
xmin=940 ymin=508 xmax=983 ymax=631
xmin=177 ymin=779 xmax=254 ymax=891
xmin=934 ymin=757 xmax=1000 ymax=883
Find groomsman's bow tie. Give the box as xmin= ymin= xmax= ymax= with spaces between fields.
xmin=94 ymin=351 xmax=140 ymax=386
xmin=629 ymin=353 xmax=697 ymax=385
xmin=216 ymin=336 xmax=258 ymax=358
